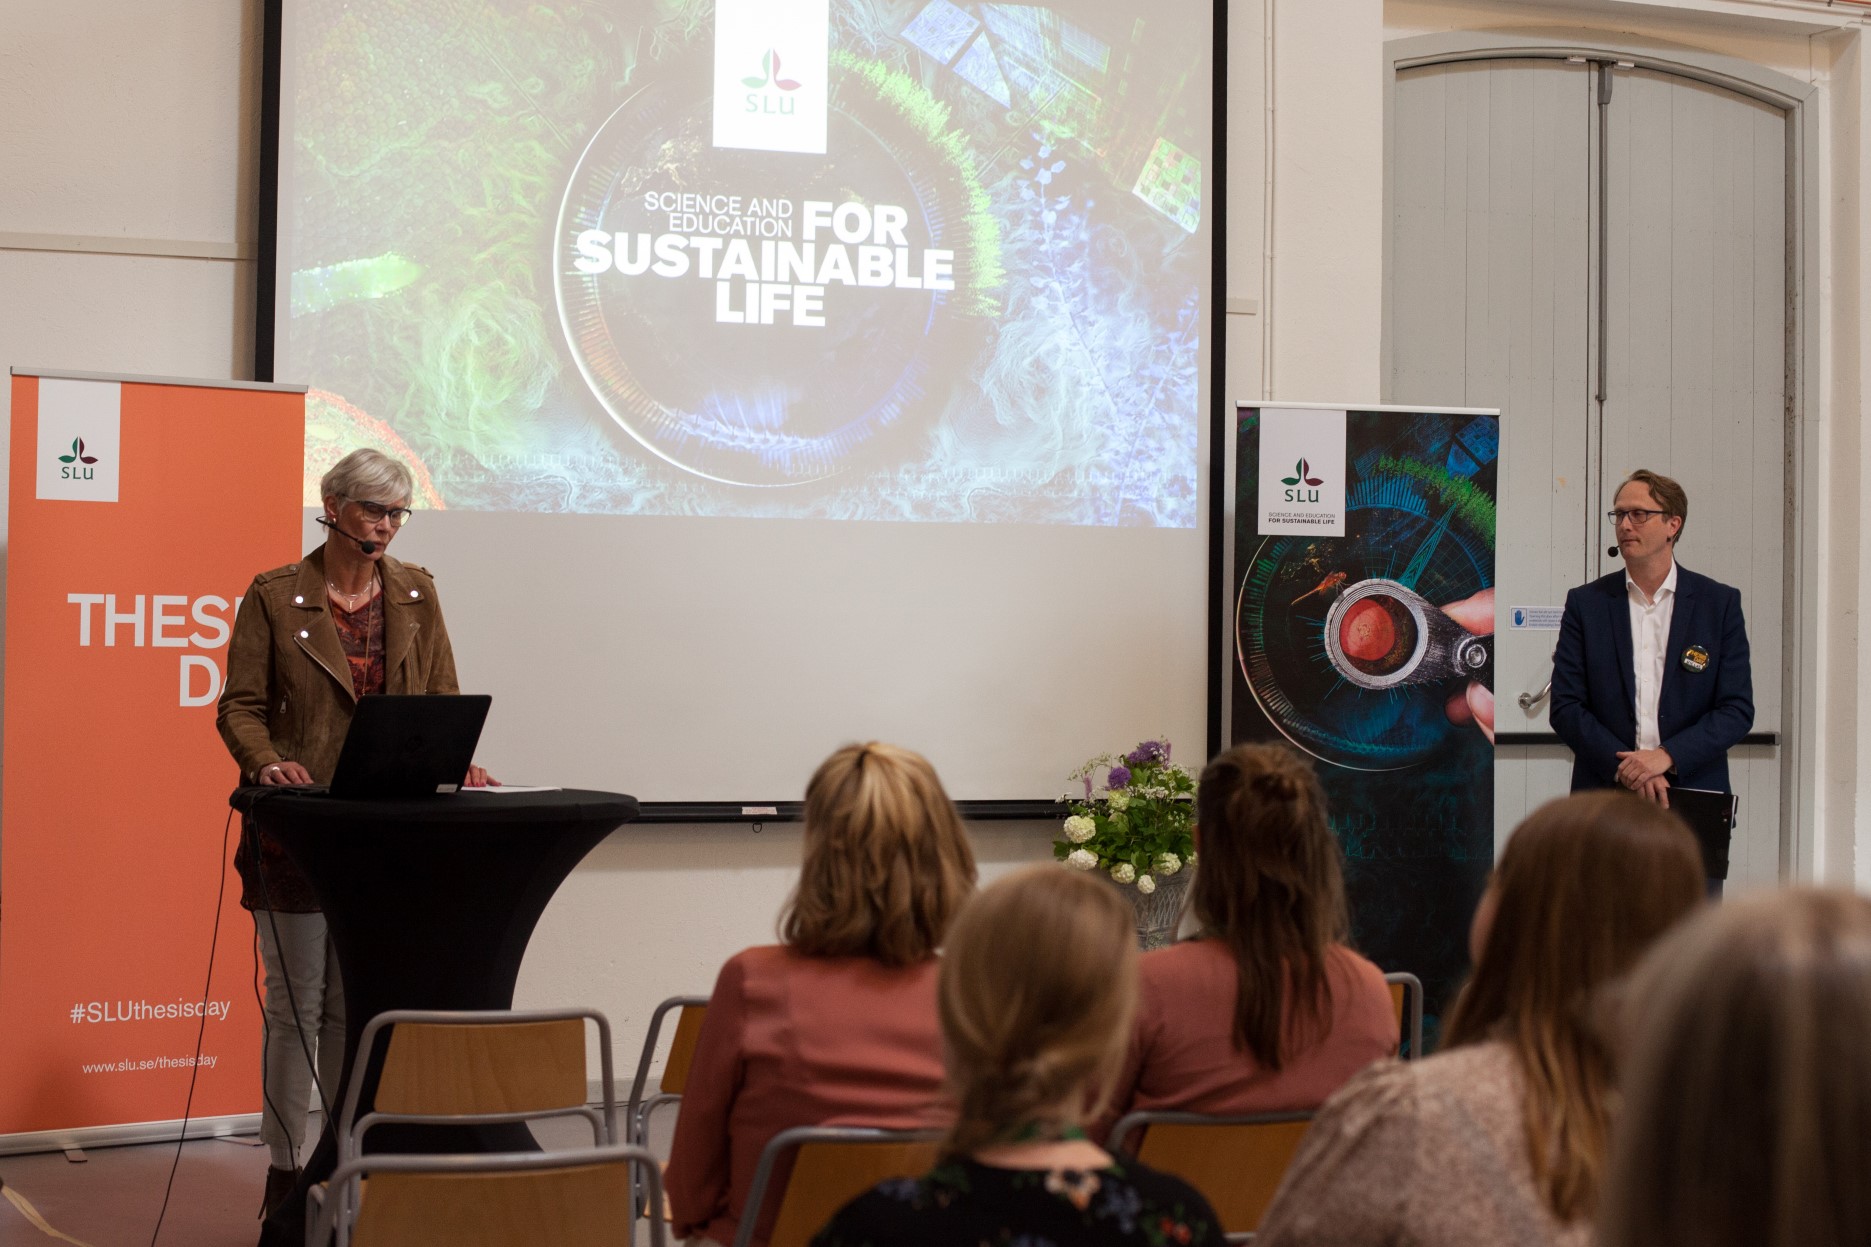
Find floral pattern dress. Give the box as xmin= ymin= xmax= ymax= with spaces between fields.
xmin=810 ymin=1156 xmax=1223 ymax=1247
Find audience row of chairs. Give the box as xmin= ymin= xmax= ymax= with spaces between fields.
xmin=306 ymin=972 xmax=1424 ymax=1246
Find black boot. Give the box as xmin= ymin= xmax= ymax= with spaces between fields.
xmin=261 ymin=1165 xmax=298 ymax=1220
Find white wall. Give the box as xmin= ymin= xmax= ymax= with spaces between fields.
xmin=4 ymin=0 xmax=1869 ymax=1091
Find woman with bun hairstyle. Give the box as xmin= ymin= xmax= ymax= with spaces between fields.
xmin=1600 ymin=888 xmax=1871 ymax=1247
xmin=1098 ymin=743 xmax=1396 ymax=1138
xmin=813 ymin=865 xmax=1225 ymax=1247
xmin=1257 ymin=790 xmax=1704 ymax=1247
xmin=666 ymin=742 xmax=977 ymax=1247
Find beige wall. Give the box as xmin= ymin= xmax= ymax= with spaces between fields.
xmin=2 ymin=0 xmax=1867 ymax=1094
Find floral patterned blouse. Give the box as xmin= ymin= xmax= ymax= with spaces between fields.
xmin=810 ymin=1156 xmax=1224 ymax=1247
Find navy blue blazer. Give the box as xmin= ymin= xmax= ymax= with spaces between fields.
xmin=1549 ymin=566 xmax=1754 ymax=794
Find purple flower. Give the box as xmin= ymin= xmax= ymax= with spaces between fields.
xmin=1126 ymin=740 xmax=1168 ymax=766
xmin=1082 ymin=775 xmax=1093 ymax=800
xmin=1107 ymin=764 xmax=1132 ymax=788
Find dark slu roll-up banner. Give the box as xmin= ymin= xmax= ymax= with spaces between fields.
xmin=1232 ymin=403 xmax=1499 ymax=1045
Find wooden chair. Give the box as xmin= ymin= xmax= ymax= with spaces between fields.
xmin=336 ymin=1009 xmax=618 ymax=1162
xmin=312 ymin=1144 xmax=665 ymax=1247
xmin=731 ymin=1125 xmax=944 ymax=1247
xmin=1384 ymin=971 xmax=1424 ymax=1059
xmin=1108 ymin=1110 xmax=1314 ymax=1243
xmin=625 ymin=995 xmax=710 ymax=1149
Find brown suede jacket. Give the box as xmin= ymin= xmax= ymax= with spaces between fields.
xmin=216 ymin=544 xmax=460 ymax=785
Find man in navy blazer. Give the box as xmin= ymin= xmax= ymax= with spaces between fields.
xmin=1550 ymin=470 xmax=1753 ymax=809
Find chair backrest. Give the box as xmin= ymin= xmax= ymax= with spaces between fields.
xmin=327 ymin=1144 xmax=663 ymax=1247
xmin=734 ymin=1126 xmax=944 ymax=1247
xmin=1383 ymin=971 xmax=1424 ymax=1059
xmin=1110 ymin=1111 xmax=1313 ymax=1236
xmin=339 ymin=1009 xmax=615 ymax=1157
xmin=659 ymin=1003 xmax=708 ymax=1095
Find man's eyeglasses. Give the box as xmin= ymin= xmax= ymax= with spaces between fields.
xmin=348 ymin=498 xmax=413 ymax=527
xmin=1607 ymin=508 xmax=1668 ymax=526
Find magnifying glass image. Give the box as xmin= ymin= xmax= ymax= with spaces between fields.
xmin=1323 ymin=578 xmax=1491 ymax=690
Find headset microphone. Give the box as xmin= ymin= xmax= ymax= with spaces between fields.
xmin=317 ymin=515 xmax=378 ymax=555
xmin=1608 ymin=545 xmax=1621 ymax=558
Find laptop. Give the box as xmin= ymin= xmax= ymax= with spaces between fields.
xmin=326 ymin=694 xmax=492 ymax=799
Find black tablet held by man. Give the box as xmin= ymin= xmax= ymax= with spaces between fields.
xmin=327 ymin=694 xmax=492 ymax=799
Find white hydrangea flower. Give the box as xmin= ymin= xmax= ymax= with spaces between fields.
xmin=1105 ymin=790 xmax=1131 ymax=813
xmin=1136 ymin=874 xmax=1157 ymax=895
xmin=1187 ymin=851 xmax=1198 ymax=867
xmin=1062 ymin=815 xmax=1097 ymax=844
xmin=1065 ymin=848 xmax=1099 ymax=871
xmin=1154 ymin=852 xmax=1182 ymax=876
xmin=1109 ymin=862 xmax=1137 ymax=885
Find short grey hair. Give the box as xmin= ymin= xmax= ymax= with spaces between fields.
xmin=320 ymin=448 xmax=414 ymax=507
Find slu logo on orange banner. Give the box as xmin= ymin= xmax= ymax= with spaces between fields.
xmin=35 ymin=377 xmax=120 ymax=503
xmin=56 ymin=437 xmax=101 ymax=480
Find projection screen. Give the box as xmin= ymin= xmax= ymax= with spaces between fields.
xmin=267 ymin=0 xmax=1219 ymax=805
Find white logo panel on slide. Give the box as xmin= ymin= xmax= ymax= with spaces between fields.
xmin=714 ymin=0 xmax=829 ymax=154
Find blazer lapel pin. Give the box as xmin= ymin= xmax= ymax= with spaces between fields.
xmin=1681 ymin=645 xmax=1709 ymax=674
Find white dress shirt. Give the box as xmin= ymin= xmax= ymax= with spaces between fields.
xmin=1627 ymin=561 xmax=1678 ymax=752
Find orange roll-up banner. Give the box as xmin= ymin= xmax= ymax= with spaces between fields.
xmin=0 ymin=370 xmax=305 ymax=1141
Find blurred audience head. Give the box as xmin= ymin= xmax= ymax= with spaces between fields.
xmin=938 ymin=864 xmax=1139 ymax=1155
xmin=1446 ymin=790 xmax=1704 ymax=1223
xmin=1192 ymin=743 xmax=1350 ymax=1069
xmin=782 ymin=741 xmax=976 ymax=967
xmin=1600 ymin=888 xmax=1871 ymax=1247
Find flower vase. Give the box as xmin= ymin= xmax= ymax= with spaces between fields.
xmin=1115 ymin=868 xmax=1193 ymax=950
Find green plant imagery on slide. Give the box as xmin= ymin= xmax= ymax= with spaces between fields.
xmin=288 ymin=0 xmax=1204 ymax=519
xmin=1055 ymin=740 xmax=1196 ymax=891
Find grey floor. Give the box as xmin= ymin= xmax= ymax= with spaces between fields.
xmin=0 ymin=1114 xmax=655 ymax=1247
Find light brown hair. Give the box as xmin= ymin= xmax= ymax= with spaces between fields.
xmin=780 ymin=742 xmax=976 ymax=967
xmin=938 ymin=865 xmax=1139 ymax=1156
xmin=1443 ymin=791 xmax=1703 ymax=1223
xmin=1600 ymin=889 xmax=1871 ymax=1247
xmin=1619 ymin=468 xmax=1687 ymax=545
xmin=1192 ymin=743 xmax=1350 ymax=1070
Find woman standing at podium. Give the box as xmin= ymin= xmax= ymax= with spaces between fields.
xmin=216 ymin=447 xmax=484 ymax=1217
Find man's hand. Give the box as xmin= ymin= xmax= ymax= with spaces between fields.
xmin=1637 ymin=774 xmax=1671 ymax=808
xmin=1616 ymin=747 xmax=1673 ymax=789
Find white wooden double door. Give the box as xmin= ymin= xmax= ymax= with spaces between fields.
xmin=1386 ymin=55 xmax=1789 ymax=885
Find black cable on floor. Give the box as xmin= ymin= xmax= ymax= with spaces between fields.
xmin=147 ymin=807 xmax=233 ymax=1247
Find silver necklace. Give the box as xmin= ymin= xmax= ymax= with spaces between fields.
xmin=327 ymin=578 xmax=376 ymax=607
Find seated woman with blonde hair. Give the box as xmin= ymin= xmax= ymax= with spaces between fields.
xmin=1098 ymin=743 xmax=1398 ymax=1139
xmin=666 ymin=742 xmax=977 ymax=1247
xmin=1600 ymin=888 xmax=1871 ymax=1247
xmin=1257 ymin=790 xmax=1705 ymax=1247
xmin=813 ymin=865 xmax=1226 ymax=1246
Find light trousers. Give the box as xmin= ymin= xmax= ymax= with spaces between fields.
xmin=255 ymin=910 xmax=346 ymax=1169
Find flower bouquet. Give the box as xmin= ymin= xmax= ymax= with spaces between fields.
xmin=1055 ymin=740 xmax=1197 ymax=946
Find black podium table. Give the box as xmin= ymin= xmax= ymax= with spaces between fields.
xmin=230 ymin=787 xmax=639 ymax=1247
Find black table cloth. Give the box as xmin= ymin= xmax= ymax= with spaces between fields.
xmin=229 ymin=786 xmax=639 ymax=1247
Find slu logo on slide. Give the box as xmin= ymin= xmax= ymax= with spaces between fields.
xmin=56 ymin=438 xmax=100 ymax=480
xmin=713 ymin=0 xmax=828 ymax=154
xmin=742 ymin=49 xmax=802 ymax=113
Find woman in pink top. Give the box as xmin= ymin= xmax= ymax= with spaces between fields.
xmin=1100 ymin=743 xmax=1396 ymax=1139
xmin=666 ymin=742 xmax=977 ymax=1247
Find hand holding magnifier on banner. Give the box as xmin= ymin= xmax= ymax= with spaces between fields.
xmin=1321 ymin=581 xmax=1495 ymax=742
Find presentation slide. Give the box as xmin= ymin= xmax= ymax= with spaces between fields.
xmin=278 ymin=0 xmax=1207 ymax=526
xmin=274 ymin=0 xmax=1215 ymax=802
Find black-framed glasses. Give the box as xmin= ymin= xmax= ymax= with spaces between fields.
xmin=347 ymin=498 xmax=413 ymax=527
xmin=1607 ymin=508 xmax=1668 ymax=526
